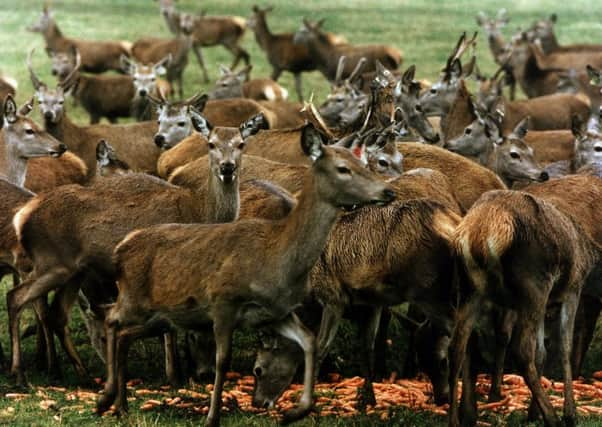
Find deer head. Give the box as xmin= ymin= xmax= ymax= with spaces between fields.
xmin=121 ymin=54 xmax=171 ymax=98
xmin=27 ymin=3 xmax=54 ymax=33
xmin=96 ymin=139 xmax=131 ymax=177
xmin=293 ymin=18 xmax=326 ymax=45
xmin=208 ymin=64 xmax=252 ymax=99
xmin=475 ymin=9 xmax=509 ymax=39
xmin=150 ymin=91 xmax=209 ymax=149
xmin=319 ymin=57 xmax=366 ymax=126
xmin=28 ymin=48 xmax=80 ymax=124
xmin=247 ymin=5 xmax=274 ymax=30
xmin=573 ymin=112 xmax=602 ymax=170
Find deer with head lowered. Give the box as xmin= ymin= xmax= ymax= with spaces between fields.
xmin=208 ymin=64 xmax=288 ymax=101
xmin=94 ymin=124 xmax=395 ymax=425
xmin=7 ymin=111 xmax=268 ymax=384
xmin=27 ymin=4 xmax=131 ymax=74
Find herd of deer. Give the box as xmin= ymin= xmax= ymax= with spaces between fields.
xmin=1 ymin=2 xmax=602 ymax=426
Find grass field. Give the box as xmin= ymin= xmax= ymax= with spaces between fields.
xmin=2 ymin=0 xmax=602 ymax=425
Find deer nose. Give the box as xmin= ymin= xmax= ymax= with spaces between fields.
xmin=51 ymin=69 xmax=58 ymax=76
xmin=382 ymin=188 xmax=396 ymax=202
xmin=154 ymin=134 xmax=166 ymax=148
xmin=138 ymin=89 xmax=148 ymax=97
xmin=430 ymin=133 xmax=441 ymax=144
xmin=44 ymin=111 xmax=54 ymax=121
xmin=220 ymin=162 xmax=236 ymax=175
xmin=58 ymin=143 xmax=67 ymax=154
xmin=539 ymin=171 xmax=549 ymax=182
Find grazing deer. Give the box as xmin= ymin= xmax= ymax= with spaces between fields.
xmin=47 ymin=48 xmax=135 ymax=124
xmin=132 ymin=17 xmax=193 ymax=100
xmin=449 ymin=175 xmax=602 ymax=427
xmin=120 ymin=55 xmax=173 ymax=121
xmin=293 ymin=19 xmax=402 ymax=83
xmin=95 ymin=124 xmax=395 ymax=426
xmin=247 ymin=5 xmax=345 ymax=101
xmin=252 ymin=169 xmax=462 ymax=411
xmin=7 ymin=112 xmax=267 ymax=384
xmin=178 ymin=11 xmax=249 ymax=83
xmin=27 ymin=5 xmax=131 ymax=74
xmin=209 ymin=65 xmax=288 ymax=101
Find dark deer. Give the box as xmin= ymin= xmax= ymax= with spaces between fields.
xmin=27 ymin=4 xmax=131 ymax=74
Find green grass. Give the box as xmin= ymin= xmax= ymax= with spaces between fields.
xmin=2 ymin=0 xmax=602 ymax=425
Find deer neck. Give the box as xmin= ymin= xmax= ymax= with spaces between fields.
xmin=164 ymin=10 xmax=181 ymax=35
xmin=442 ymin=84 xmax=475 ymax=142
xmin=45 ymin=113 xmax=86 ymax=164
xmin=44 ymin=20 xmax=64 ymax=48
xmin=541 ymin=33 xmax=560 ymax=53
xmin=275 ymin=168 xmax=339 ymax=281
xmin=253 ymin=16 xmax=273 ymax=49
xmin=205 ymin=169 xmax=240 ymax=223
xmin=487 ymin=147 xmax=513 ymax=187
xmin=3 ymin=136 xmax=28 ymax=188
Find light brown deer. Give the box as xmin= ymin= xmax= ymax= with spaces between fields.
xmin=449 ymin=175 xmax=602 ymax=427
xmin=0 ymin=72 xmax=17 ymax=102
xmin=178 ymin=11 xmax=249 ymax=83
xmin=27 ymin=5 xmax=131 ymax=74
xmin=247 ymin=5 xmax=345 ymax=101
xmin=7 ymin=112 xmax=268 ymax=384
xmin=528 ymin=14 xmax=602 ymax=55
xmin=95 ymin=124 xmax=395 ymax=426
xmin=293 ymin=19 xmax=402 ymax=82
xmin=208 ymin=64 xmax=288 ymax=101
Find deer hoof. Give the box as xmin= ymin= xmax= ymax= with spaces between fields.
xmin=281 ymin=406 xmax=312 ymax=425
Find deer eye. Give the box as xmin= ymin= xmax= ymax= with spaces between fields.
xmin=337 ymin=166 xmax=351 ymax=174
xmin=25 ymin=128 xmax=35 ymax=135
xmin=415 ymin=105 xmax=423 ymax=112
xmin=595 ymin=146 xmax=602 ymax=152
xmin=238 ymin=142 xmax=246 ymax=150
xmin=254 ymin=367 xmax=263 ymax=377
xmin=378 ymin=159 xmax=389 ymax=167
xmin=208 ymin=142 xmax=216 ymax=150
xmin=430 ymin=88 xmax=437 ymax=94
xmin=58 ymin=100 xmax=64 ymax=105
xmin=464 ymin=127 xmax=472 ymax=135
xmin=510 ymin=152 xmax=520 ymax=159
xmin=177 ymin=121 xmax=187 ymax=127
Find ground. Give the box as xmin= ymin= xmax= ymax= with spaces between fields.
xmin=1 ymin=0 xmax=602 ymax=425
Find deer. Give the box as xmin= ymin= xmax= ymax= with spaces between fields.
xmin=95 ymin=140 xmax=131 ymax=178
xmin=449 ymin=175 xmax=602 ymax=427
xmin=120 ymin=55 xmax=173 ymax=121
xmin=28 ymin=51 xmax=182 ymax=178
xmin=293 ymin=18 xmax=402 ymax=83
xmin=7 ymin=112 xmax=269 ymax=384
xmin=46 ymin=48 xmax=135 ymax=124
xmin=247 ymin=5 xmax=345 ymax=101
xmin=131 ymin=15 xmax=194 ymax=100
xmin=27 ymin=4 xmax=131 ymax=74
xmin=527 ymin=14 xmax=602 ymax=55
xmin=94 ymin=123 xmax=395 ymax=426
xmin=208 ymin=64 xmax=289 ymax=101
xmin=177 ymin=11 xmax=249 ymax=83
xmin=475 ymin=9 xmax=516 ymax=100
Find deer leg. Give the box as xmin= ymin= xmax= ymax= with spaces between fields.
xmin=448 ymin=295 xmax=482 ymax=427
xmin=527 ymin=319 xmax=547 ymax=421
xmin=192 ymin=45 xmax=210 ymax=83
xmin=7 ymin=266 xmax=74 ymax=385
xmin=356 ymin=306 xmax=382 ymax=410
xmin=560 ymin=293 xmax=580 ymax=427
xmin=206 ymin=316 xmax=235 ymax=427
xmin=225 ymin=43 xmax=250 ymax=70
xmin=459 ymin=333 xmax=479 ymax=426
xmin=97 ymin=323 xmax=118 ymax=415
xmin=315 ymin=305 xmax=343 ymax=376
xmin=489 ymin=308 xmax=517 ymax=402
xmin=32 ymin=297 xmax=61 ymax=380
xmin=513 ymin=311 xmax=560 ymax=427
xmin=50 ymin=282 xmax=89 ymax=380
xmin=572 ymin=295 xmax=601 ymax=377
xmin=374 ymin=308 xmax=390 ymax=380
xmin=164 ymin=331 xmax=182 ymax=386
xmin=275 ymin=312 xmax=315 ymax=424
xmin=294 ymin=73 xmax=304 ymax=102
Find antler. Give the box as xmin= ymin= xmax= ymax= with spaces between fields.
xmin=147 ymin=86 xmax=168 ymax=106
xmin=59 ymin=47 xmax=81 ymax=90
xmin=347 ymin=57 xmax=367 ymax=83
xmin=300 ymin=94 xmax=335 ymax=139
xmin=27 ymin=48 xmax=47 ymax=91
xmin=453 ymin=31 xmax=477 ymax=63
xmin=334 ymin=56 xmax=346 ymax=84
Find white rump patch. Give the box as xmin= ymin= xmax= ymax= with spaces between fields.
xmin=263 ymin=86 xmax=277 ymax=101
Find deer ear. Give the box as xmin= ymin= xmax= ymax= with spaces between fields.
xmin=240 ymin=112 xmax=268 ymax=139
xmin=96 ymin=139 xmax=111 ymax=164
xmin=219 ymin=64 xmax=230 ymax=76
xmin=190 ymin=109 xmax=212 ymax=138
xmin=476 ymin=12 xmax=487 ymax=26
xmin=316 ymin=18 xmax=326 ymax=29
xmin=3 ymin=94 xmax=18 ymax=124
xmin=120 ymin=55 xmax=134 ymax=74
xmin=18 ymin=97 xmax=34 ymax=116
xmin=587 ymin=65 xmax=601 ymax=86
xmin=154 ymin=54 xmax=171 ymax=76
xmin=237 ymin=65 xmax=252 ymax=82
xmin=301 ymin=123 xmax=325 ymax=161
xmin=512 ymin=116 xmax=530 ymax=139
xmin=550 ymin=13 xmax=557 ymax=23
xmin=449 ymin=59 xmax=462 ymax=80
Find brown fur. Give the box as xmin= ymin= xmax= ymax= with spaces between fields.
xmin=397 ymin=142 xmax=506 ymax=212
xmin=526 ymin=130 xmax=575 ymax=165
xmin=70 ymin=74 xmax=135 ymax=124
xmin=441 ymin=80 xmax=476 ymax=142
xmin=0 ymin=78 xmax=16 ymax=102
xmin=0 ymin=179 xmax=33 ymax=269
